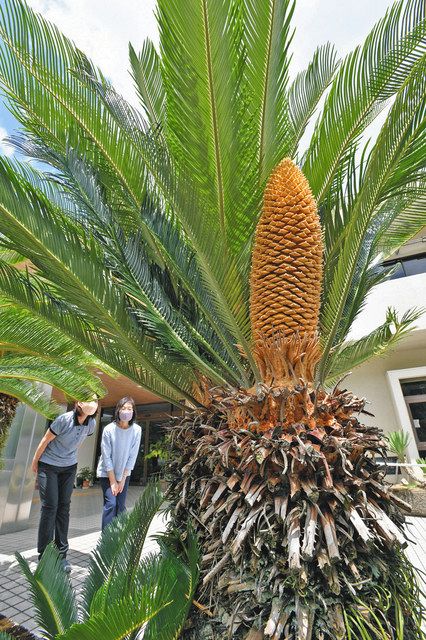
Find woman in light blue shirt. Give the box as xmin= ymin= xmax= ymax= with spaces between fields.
xmin=97 ymin=396 xmax=142 ymax=529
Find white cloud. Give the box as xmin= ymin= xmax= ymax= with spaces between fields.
xmin=27 ymin=0 xmax=158 ymax=106
xmin=291 ymin=0 xmax=392 ymax=76
xmin=0 ymin=126 xmax=14 ymax=157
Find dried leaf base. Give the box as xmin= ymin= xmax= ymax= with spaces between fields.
xmin=167 ymin=384 xmax=426 ymax=639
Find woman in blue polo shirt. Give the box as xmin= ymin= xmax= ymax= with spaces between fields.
xmin=31 ymin=399 xmax=98 ymax=573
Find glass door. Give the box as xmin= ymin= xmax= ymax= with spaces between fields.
xmin=131 ymin=416 xmax=170 ymax=484
xmin=401 ymin=380 xmax=426 ymax=454
xmin=405 ymin=396 xmax=426 ymax=453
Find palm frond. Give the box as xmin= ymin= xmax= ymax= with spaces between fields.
xmin=0 ymin=300 xmax=107 ymax=383
xmin=43 ymin=146 xmax=239 ymax=384
xmin=303 ymin=0 xmax=426 ymax=203
xmin=0 ymin=378 xmax=61 ymax=417
xmin=140 ymin=201 xmax=250 ymax=384
xmin=376 ymin=190 xmax=426 ymax=260
xmin=65 ymin=70 xmax=257 ymax=379
xmin=287 ymin=43 xmax=339 ymax=157
xmin=60 ymin=539 xmax=198 ymax=640
xmin=82 ymin=481 xmax=164 ymax=617
xmin=56 ymin=577 xmax=169 ymax=640
xmin=15 ymin=544 xmax=78 ymax=637
xmin=129 ymin=40 xmax=166 ymax=128
xmin=0 ymin=0 xmax=156 ymax=243
xmin=318 ymin=54 xmax=426 ymax=382
xmin=386 ymin=430 xmax=411 ymax=461
xmin=243 ymin=0 xmax=295 ymax=180
xmin=325 ymin=307 xmax=424 ymax=385
xmin=0 ymin=261 xmax=196 ymax=407
xmin=142 ymin=529 xmax=200 ymax=640
xmin=0 ymin=161 xmax=199 ymax=404
xmin=0 ymin=353 xmax=104 ymax=400
xmin=158 ymin=0 xmax=247 ymax=237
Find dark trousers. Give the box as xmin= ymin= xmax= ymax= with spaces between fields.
xmin=100 ymin=477 xmax=130 ymax=530
xmin=37 ymin=461 xmax=77 ymax=559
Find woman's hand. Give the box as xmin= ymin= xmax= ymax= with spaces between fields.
xmin=117 ymin=478 xmax=126 ymax=493
xmin=31 ymin=458 xmax=38 ymax=474
xmin=110 ymin=481 xmax=119 ymax=496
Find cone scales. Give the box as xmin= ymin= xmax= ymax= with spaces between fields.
xmin=250 ymin=158 xmax=323 ymax=384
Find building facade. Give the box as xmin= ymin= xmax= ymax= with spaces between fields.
xmin=348 ymin=233 xmax=426 ymax=462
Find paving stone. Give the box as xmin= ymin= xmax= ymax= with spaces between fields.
xmin=10 ymin=611 xmax=32 ymax=625
xmin=3 ymin=607 xmax=21 ymax=619
xmin=10 ymin=585 xmax=27 ymax=595
xmin=3 ymin=594 xmax=22 ymax=607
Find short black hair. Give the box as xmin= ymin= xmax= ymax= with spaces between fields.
xmin=114 ymin=396 xmax=136 ymax=425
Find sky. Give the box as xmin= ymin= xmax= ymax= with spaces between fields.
xmin=0 ymin=0 xmax=394 ymax=156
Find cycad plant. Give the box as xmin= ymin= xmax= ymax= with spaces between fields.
xmin=0 ymin=249 xmax=106 ymax=460
xmin=0 ymin=484 xmax=199 ymax=640
xmin=0 ymin=0 xmax=425 ymax=637
xmin=0 ymin=294 xmax=107 ymax=418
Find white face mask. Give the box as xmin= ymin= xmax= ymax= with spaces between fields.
xmin=78 ymin=401 xmax=98 ymax=416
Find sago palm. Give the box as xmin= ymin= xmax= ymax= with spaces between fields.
xmin=0 ymin=249 xmax=106 ymax=460
xmin=0 ymin=0 xmax=425 ymax=637
xmin=0 ymin=297 xmax=107 ymax=418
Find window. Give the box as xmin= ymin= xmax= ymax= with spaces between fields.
xmin=383 ymin=253 xmax=426 ymax=279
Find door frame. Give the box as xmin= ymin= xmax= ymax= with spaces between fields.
xmin=387 ymin=366 xmax=426 ymax=459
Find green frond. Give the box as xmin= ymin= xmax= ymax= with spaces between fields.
xmin=116 ymin=231 xmax=236 ymax=384
xmin=158 ymin=0 xmax=244 ymax=234
xmin=15 ymin=544 xmax=78 ymax=637
xmin=156 ymin=0 xmax=262 ymax=277
xmin=129 ymin=40 xmax=166 ymax=127
xmin=55 ymin=580 xmax=167 ymax=640
xmin=70 ymin=541 xmax=199 ymax=640
xmin=243 ymin=0 xmax=295 ymax=179
xmin=0 ymin=353 xmax=104 ymax=400
xmin=82 ymin=481 xmax=164 ymax=617
xmin=0 ymin=0 xmax=156 ymax=242
xmin=0 ymin=161 xmax=199 ymax=404
xmin=142 ymin=528 xmax=200 ymax=640
xmin=0 ymin=248 xmax=23 ymax=264
xmin=140 ymin=203 xmax=249 ymax=383
xmin=318 ymin=54 xmax=426 ymax=382
xmin=0 ymin=378 xmax=61 ymax=418
xmin=386 ymin=430 xmax=411 ymax=461
xmin=325 ymin=307 xmax=424 ymax=385
xmin=303 ymin=0 xmax=426 ymax=203
xmin=65 ymin=75 xmax=257 ymax=379
xmin=376 ymin=190 xmax=426 ymax=260
xmin=287 ymin=43 xmax=339 ymax=157
xmin=0 ymin=261 xmax=197 ymax=407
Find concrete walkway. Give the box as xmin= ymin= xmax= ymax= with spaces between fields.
xmin=0 ymin=486 xmax=425 ymax=636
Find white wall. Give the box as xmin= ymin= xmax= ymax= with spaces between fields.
xmin=348 ymin=344 xmax=426 ymax=438
xmin=349 ymin=272 xmax=426 ymax=341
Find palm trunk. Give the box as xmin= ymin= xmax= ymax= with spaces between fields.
xmin=0 ymin=392 xmax=19 ymax=465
